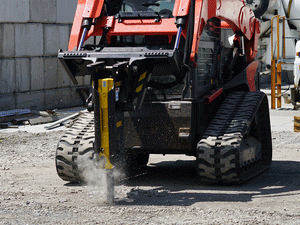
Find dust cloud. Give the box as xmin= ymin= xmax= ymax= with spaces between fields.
xmin=77 ymin=154 xmax=125 ymax=202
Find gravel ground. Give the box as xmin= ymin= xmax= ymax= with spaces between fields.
xmin=0 ymin=128 xmax=300 ymax=224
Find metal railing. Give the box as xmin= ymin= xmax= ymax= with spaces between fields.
xmin=270 ymin=15 xmax=282 ymax=109
xmin=270 ymin=15 xmax=300 ymax=109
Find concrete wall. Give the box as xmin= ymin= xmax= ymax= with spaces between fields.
xmin=0 ymin=0 xmax=88 ymax=111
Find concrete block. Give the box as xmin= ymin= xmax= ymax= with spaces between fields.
xmin=15 ymin=24 xmax=43 ymax=57
xmin=16 ymin=58 xmax=30 ymax=92
xmin=31 ymin=57 xmax=44 ymax=91
xmin=0 ymin=24 xmax=15 ymax=58
xmin=59 ymin=25 xmax=70 ymax=51
xmin=0 ymin=26 xmax=2 ymax=58
xmin=30 ymin=0 xmax=56 ymax=23
xmin=60 ymin=87 xmax=84 ymax=108
xmin=45 ymin=25 xmax=70 ymax=55
xmin=45 ymin=88 xmax=62 ymax=109
xmin=57 ymin=0 xmax=77 ymax=24
xmin=0 ymin=59 xmax=15 ymax=94
xmin=45 ymin=87 xmax=83 ymax=110
xmin=44 ymin=57 xmax=58 ymax=89
xmin=16 ymin=91 xmax=45 ymax=110
xmin=84 ymin=75 xmax=91 ymax=86
xmin=0 ymin=0 xmax=30 ymax=23
xmin=76 ymin=76 xmax=84 ymax=86
xmin=57 ymin=60 xmax=72 ymax=87
xmin=44 ymin=25 xmax=59 ymax=56
xmin=0 ymin=94 xmax=15 ymax=111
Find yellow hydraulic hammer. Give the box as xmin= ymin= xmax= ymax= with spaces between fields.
xmin=92 ymin=65 xmax=149 ymax=203
xmin=98 ymin=78 xmax=115 ymax=203
xmin=98 ymin=78 xmax=114 ymax=169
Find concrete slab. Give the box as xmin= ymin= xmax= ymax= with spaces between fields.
xmin=0 ymin=59 xmax=15 ymax=94
xmin=30 ymin=0 xmax=56 ymax=23
xmin=0 ymin=26 xmax=2 ymax=58
xmin=44 ymin=57 xmax=58 ymax=89
xmin=45 ymin=88 xmax=62 ymax=110
xmin=269 ymin=107 xmax=300 ymax=132
xmin=76 ymin=76 xmax=84 ymax=86
xmin=15 ymin=91 xmax=45 ymax=110
xmin=31 ymin=57 xmax=45 ymax=91
xmin=16 ymin=58 xmax=30 ymax=92
xmin=45 ymin=87 xmax=83 ymax=110
xmin=262 ymin=87 xmax=300 ymax=132
xmin=58 ymin=25 xmax=70 ymax=51
xmin=0 ymin=24 xmax=15 ymax=58
xmin=45 ymin=24 xmax=70 ymax=55
xmin=84 ymin=75 xmax=92 ymax=86
xmin=15 ymin=24 xmax=43 ymax=57
xmin=60 ymin=87 xmax=84 ymax=108
xmin=57 ymin=0 xmax=77 ymax=24
xmin=0 ymin=0 xmax=30 ymax=23
xmin=57 ymin=61 xmax=72 ymax=87
xmin=0 ymin=94 xmax=15 ymax=111
xmin=44 ymin=25 xmax=59 ymax=56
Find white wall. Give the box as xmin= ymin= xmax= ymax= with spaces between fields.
xmin=0 ymin=0 xmax=88 ymax=111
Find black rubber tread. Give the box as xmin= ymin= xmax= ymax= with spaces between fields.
xmin=55 ymin=112 xmax=95 ymax=182
xmin=55 ymin=111 xmax=149 ymax=182
xmin=197 ymin=91 xmax=272 ymax=184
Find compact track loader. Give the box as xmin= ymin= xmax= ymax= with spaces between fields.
xmin=56 ymin=0 xmax=272 ymax=201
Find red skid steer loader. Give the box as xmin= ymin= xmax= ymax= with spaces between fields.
xmin=56 ymin=0 xmax=272 ymax=202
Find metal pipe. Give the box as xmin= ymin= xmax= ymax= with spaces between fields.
xmin=284 ymin=18 xmax=300 ymax=21
xmin=277 ymin=16 xmax=280 ymax=60
xmin=282 ymin=16 xmax=286 ymax=59
xmin=78 ymin=27 xmax=88 ymax=51
xmin=174 ymin=26 xmax=182 ymax=50
xmin=241 ymin=36 xmax=245 ymax=55
xmin=270 ymin=15 xmax=278 ymax=109
xmin=287 ymin=0 xmax=293 ymax=18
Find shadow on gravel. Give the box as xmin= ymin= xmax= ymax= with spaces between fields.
xmin=116 ymin=160 xmax=300 ymax=206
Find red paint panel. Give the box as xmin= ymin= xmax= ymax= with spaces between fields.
xmin=82 ymin=0 xmax=104 ymax=18
xmin=173 ymin=0 xmax=191 ymax=17
xmin=203 ymin=88 xmax=223 ymax=104
xmin=88 ymin=18 xmax=178 ymax=38
xmin=207 ymin=0 xmax=216 ymax=19
xmin=191 ymin=0 xmax=204 ymax=61
xmin=247 ymin=61 xmax=259 ymax=92
xmin=221 ymin=21 xmax=230 ymax=28
xmin=68 ymin=0 xmax=105 ymax=50
xmin=68 ymin=0 xmax=87 ymax=50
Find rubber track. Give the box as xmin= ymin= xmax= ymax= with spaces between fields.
xmin=197 ymin=91 xmax=270 ymax=183
xmin=55 ymin=112 xmax=95 ymax=182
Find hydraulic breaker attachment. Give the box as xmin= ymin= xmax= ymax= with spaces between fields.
xmin=94 ymin=78 xmax=116 ymax=203
xmin=97 ymin=78 xmax=114 ymax=170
